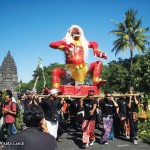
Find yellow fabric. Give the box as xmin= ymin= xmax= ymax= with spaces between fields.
xmin=58 ymin=45 xmax=65 ymax=50
xmin=94 ymin=48 xmax=101 ymax=52
xmin=73 ymin=40 xmax=82 ymax=46
xmin=139 ymin=113 xmax=148 ymax=119
xmin=53 ymin=82 xmax=60 ymax=88
xmin=93 ymin=77 xmax=102 ymax=82
xmin=65 ymin=64 xmax=87 ymax=82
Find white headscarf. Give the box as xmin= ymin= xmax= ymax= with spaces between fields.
xmin=50 ymin=88 xmax=59 ymax=95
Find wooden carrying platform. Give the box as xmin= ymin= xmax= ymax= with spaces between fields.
xmin=60 ymin=85 xmax=100 ymax=96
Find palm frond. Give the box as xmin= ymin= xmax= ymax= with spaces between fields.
xmin=133 ymin=18 xmax=142 ymax=29
xmin=136 ymin=27 xmax=150 ymax=33
xmin=109 ymin=9 xmax=150 ymax=60
xmin=125 ymin=9 xmax=137 ymax=25
xmin=109 ymin=30 xmax=125 ymax=37
xmin=111 ymin=38 xmax=129 ymax=56
xmin=134 ymin=33 xmax=150 ymax=39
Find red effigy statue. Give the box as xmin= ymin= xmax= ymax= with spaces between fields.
xmin=49 ymin=25 xmax=107 ymax=91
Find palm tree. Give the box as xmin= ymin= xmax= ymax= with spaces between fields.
xmin=109 ymin=9 xmax=150 ymax=68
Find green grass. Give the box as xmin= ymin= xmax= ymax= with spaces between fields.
xmin=138 ymin=99 xmax=150 ymax=142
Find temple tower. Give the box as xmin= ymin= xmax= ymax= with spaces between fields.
xmin=0 ymin=51 xmax=18 ymax=91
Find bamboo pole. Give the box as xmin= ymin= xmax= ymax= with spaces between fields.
xmin=37 ymin=93 xmax=142 ymax=99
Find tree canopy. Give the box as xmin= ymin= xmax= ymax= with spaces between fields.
xmin=110 ymin=9 xmax=150 ymax=67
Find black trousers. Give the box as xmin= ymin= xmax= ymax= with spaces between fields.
xmin=57 ymin=122 xmax=64 ymax=138
xmin=128 ymin=113 xmax=138 ymax=139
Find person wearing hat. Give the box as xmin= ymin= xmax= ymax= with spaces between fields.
xmin=40 ymin=88 xmax=64 ymax=139
xmin=126 ymin=87 xmax=139 ymax=144
xmin=22 ymin=90 xmax=35 ymax=109
xmin=80 ymin=90 xmax=97 ymax=148
xmin=23 ymin=90 xmax=32 ymax=107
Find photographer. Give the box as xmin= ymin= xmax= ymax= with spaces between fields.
xmin=3 ymin=104 xmax=57 ymax=150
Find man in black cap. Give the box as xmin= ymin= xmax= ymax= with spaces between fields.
xmin=22 ymin=90 xmax=33 ymax=108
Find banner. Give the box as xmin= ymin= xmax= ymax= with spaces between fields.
xmin=38 ymin=57 xmax=46 ymax=88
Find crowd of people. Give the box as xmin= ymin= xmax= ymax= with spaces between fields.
xmin=0 ymin=87 xmax=149 ymax=149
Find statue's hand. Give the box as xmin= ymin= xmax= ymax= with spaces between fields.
xmin=68 ymin=43 xmax=75 ymax=52
xmin=102 ymin=53 xmax=107 ymax=59
xmin=94 ymin=49 xmax=100 ymax=57
xmin=94 ymin=50 xmax=107 ymax=59
xmin=64 ymin=43 xmax=75 ymax=54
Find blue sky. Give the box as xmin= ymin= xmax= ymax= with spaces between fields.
xmin=0 ymin=0 xmax=150 ymax=83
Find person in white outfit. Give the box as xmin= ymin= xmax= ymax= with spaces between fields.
xmin=40 ymin=89 xmax=64 ymax=138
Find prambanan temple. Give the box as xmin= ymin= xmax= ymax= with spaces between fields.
xmin=0 ymin=51 xmax=18 ymax=91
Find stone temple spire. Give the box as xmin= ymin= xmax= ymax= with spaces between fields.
xmin=0 ymin=50 xmax=18 ymax=91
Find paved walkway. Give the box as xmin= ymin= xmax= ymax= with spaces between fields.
xmin=57 ymin=127 xmax=150 ymax=150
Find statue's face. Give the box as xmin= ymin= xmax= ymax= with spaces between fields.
xmin=71 ymin=27 xmax=80 ymax=40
